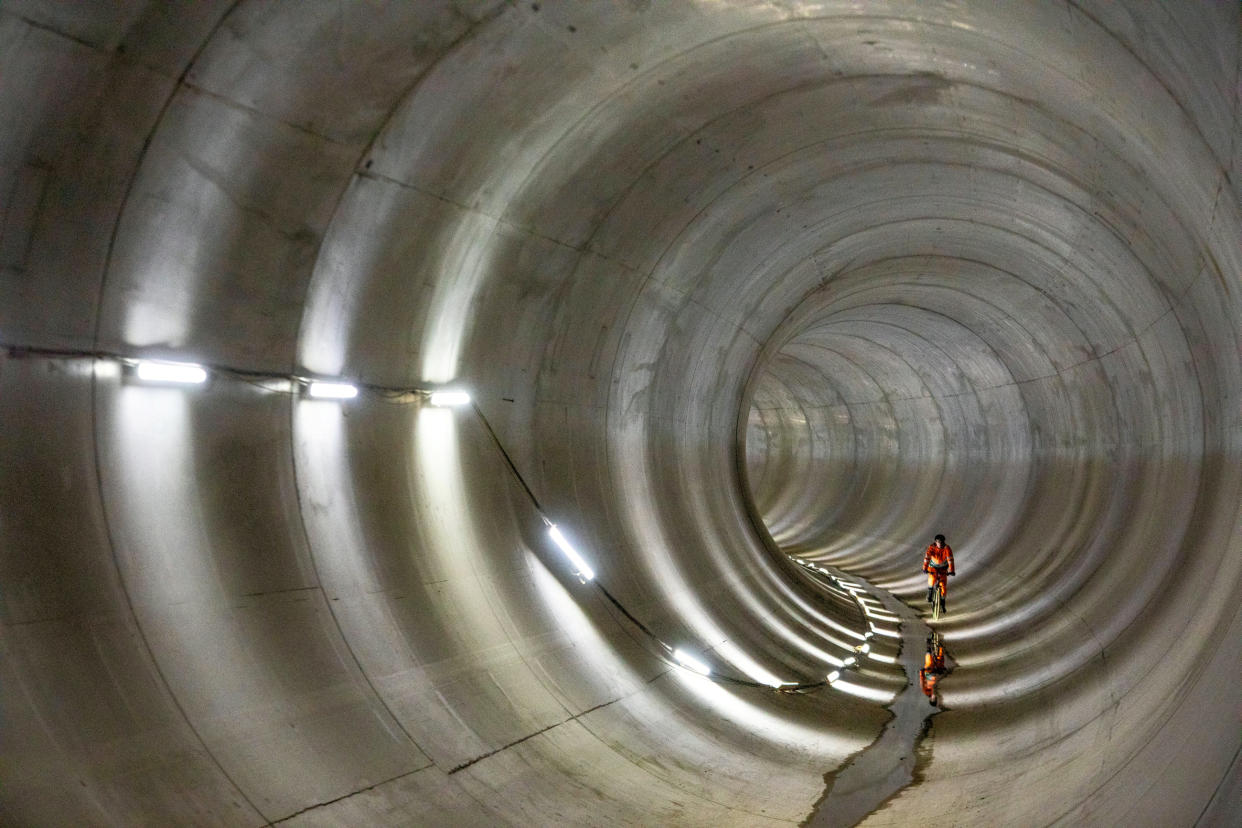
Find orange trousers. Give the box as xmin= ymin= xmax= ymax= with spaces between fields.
xmin=926 ymin=565 xmax=950 ymax=598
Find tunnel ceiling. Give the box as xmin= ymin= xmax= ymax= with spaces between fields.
xmin=2 ymin=1 xmax=1241 ymax=825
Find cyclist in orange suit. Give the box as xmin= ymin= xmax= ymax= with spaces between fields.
xmin=923 ymin=533 xmax=955 ymax=613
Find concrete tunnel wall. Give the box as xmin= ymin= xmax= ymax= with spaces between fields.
xmin=1 ymin=1 xmax=1239 ymax=825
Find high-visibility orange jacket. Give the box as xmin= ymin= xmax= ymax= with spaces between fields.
xmin=919 ymin=667 xmax=941 ymax=698
xmin=920 ymin=643 xmax=947 ymax=698
xmin=923 ymin=543 xmax=954 ymax=575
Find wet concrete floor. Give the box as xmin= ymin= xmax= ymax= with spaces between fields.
xmin=805 ymin=571 xmax=938 ymax=827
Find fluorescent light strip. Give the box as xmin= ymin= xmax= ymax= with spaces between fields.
xmin=547 ymin=526 xmax=595 ymax=580
xmin=673 ymin=649 xmax=711 ymax=676
xmin=429 ymin=390 xmax=471 ymax=407
xmin=308 ymin=381 xmax=358 ymax=399
xmin=135 ymin=360 xmax=207 ymax=385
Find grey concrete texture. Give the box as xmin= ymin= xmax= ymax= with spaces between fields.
xmin=1 ymin=0 xmax=1239 ymax=825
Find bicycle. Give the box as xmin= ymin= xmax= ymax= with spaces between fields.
xmin=922 ymin=534 xmax=954 ymax=621
xmin=920 ymin=631 xmax=948 ymax=702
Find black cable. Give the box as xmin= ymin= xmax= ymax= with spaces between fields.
xmin=8 ymin=343 xmax=857 ymax=694
xmin=592 ymin=581 xmax=665 ymax=647
xmin=468 ymin=401 xmax=547 ymax=517
xmin=467 ymin=400 xmax=846 ymax=694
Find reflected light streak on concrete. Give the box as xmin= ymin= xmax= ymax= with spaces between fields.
xmin=121 ymin=278 xmax=192 ymax=351
xmin=294 ymin=397 xmax=372 ymax=575
xmin=528 ymin=555 xmax=646 ymax=693
xmin=615 ymin=447 xmax=789 ymax=689
xmin=831 ymin=678 xmax=897 ymax=704
xmin=114 ymin=387 xmax=206 ymax=586
xmin=94 ymin=358 xmax=121 ymax=380
xmin=296 ymin=181 xmax=393 ymax=378
xmin=705 ymin=563 xmax=863 ymax=671
xmin=415 ymin=408 xmax=489 ymax=591
xmin=421 ymin=213 xmax=497 ymax=384
xmin=740 ymin=559 xmax=873 ymax=648
xmin=711 ymin=639 xmax=787 ymax=690
xmin=112 ymin=386 xmax=298 ymax=717
xmin=671 ymin=670 xmax=865 ymax=758
xmin=767 ymin=622 xmax=857 ymax=669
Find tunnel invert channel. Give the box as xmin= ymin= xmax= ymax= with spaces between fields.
xmin=1 ymin=1 xmax=1240 ymax=825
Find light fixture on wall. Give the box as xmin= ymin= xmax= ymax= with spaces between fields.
xmin=547 ymin=525 xmax=596 ymax=580
xmin=429 ymin=389 xmax=471 ymax=407
xmin=9 ymin=342 xmax=883 ymax=698
xmin=672 ymin=648 xmax=712 ymax=676
xmin=306 ymin=381 xmax=359 ymax=399
xmin=134 ymin=360 xmax=208 ymax=385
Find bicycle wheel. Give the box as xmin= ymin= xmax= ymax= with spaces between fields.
xmin=931 ymin=583 xmax=942 ymax=621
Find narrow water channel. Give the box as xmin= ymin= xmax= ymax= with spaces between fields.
xmin=804 ymin=570 xmax=940 ymax=827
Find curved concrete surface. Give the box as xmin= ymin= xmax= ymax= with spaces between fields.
xmin=2 ymin=1 xmax=1240 ymax=825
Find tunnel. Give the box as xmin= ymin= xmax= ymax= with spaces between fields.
xmin=2 ymin=1 xmax=1240 ymax=825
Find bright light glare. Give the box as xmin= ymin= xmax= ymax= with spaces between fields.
xmin=308 ymin=381 xmax=358 ymax=399
xmin=833 ymin=678 xmax=896 ymax=703
xmin=827 ymin=671 xmax=841 ymax=683
xmin=547 ymin=525 xmax=595 ymax=580
xmin=672 ymin=649 xmax=711 ymax=676
xmin=135 ymin=360 xmax=207 ymax=385
xmin=429 ymin=390 xmax=471 ymax=407
xmin=860 ymin=643 xmax=871 ymax=654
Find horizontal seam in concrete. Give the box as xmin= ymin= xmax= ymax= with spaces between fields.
xmin=355 ymin=168 xmax=644 ymax=270
xmin=7 ymin=10 xmax=101 ymax=50
xmin=2 ymin=8 xmax=217 ymax=79
xmin=445 ymin=670 xmax=670 ymax=776
xmin=179 ymin=79 xmax=358 ymax=148
xmin=269 ymin=760 xmax=435 ymax=825
xmin=238 ymin=586 xmax=319 ymax=598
